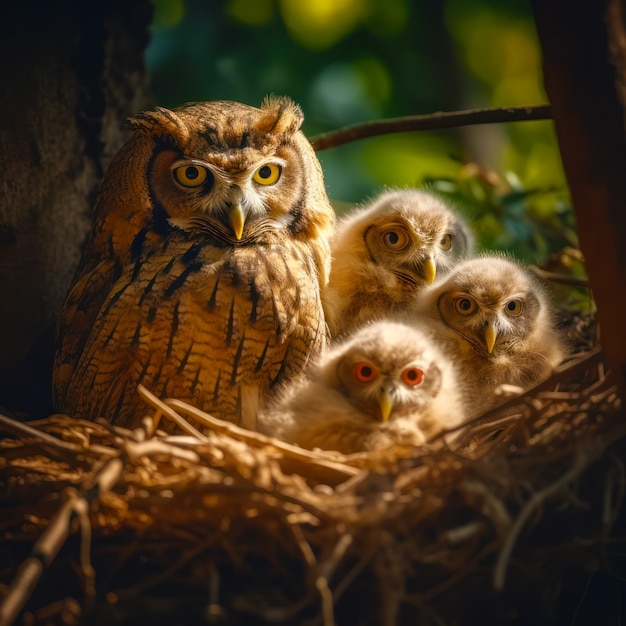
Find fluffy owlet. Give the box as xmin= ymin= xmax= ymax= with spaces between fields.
xmin=257 ymin=321 xmax=466 ymax=454
xmin=323 ymin=188 xmax=474 ymax=337
xmin=411 ymin=255 xmax=566 ymax=418
xmin=53 ymin=96 xmax=336 ymax=428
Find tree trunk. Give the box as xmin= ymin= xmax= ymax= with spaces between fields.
xmin=0 ymin=0 xmax=152 ymax=415
xmin=532 ymin=0 xmax=626 ymax=401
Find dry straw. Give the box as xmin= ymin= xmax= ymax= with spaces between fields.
xmin=0 ymin=309 xmax=624 ymax=626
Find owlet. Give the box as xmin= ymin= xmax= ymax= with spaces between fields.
xmin=258 ymin=320 xmax=466 ymax=454
xmin=411 ymin=255 xmax=566 ymax=418
xmin=323 ymin=188 xmax=474 ymax=336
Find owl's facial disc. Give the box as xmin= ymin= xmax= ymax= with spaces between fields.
xmin=443 ymin=293 xmax=500 ymax=356
xmin=376 ymin=369 xmax=425 ymax=422
xmin=376 ymin=367 xmax=425 ymax=422
xmin=467 ymin=314 xmax=500 ymax=355
xmin=225 ymin=186 xmax=246 ymax=240
xmin=350 ymin=361 xmax=395 ymax=422
xmin=227 ymin=159 xmax=285 ymax=239
xmin=169 ymin=156 xmax=286 ymax=240
xmin=366 ymin=223 xmax=438 ymax=287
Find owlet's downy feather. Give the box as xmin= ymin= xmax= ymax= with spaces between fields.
xmin=258 ymin=321 xmax=466 ymax=454
xmin=323 ymin=188 xmax=474 ymax=337
xmin=53 ymin=96 xmax=336 ymax=428
xmin=411 ymin=255 xmax=566 ymax=418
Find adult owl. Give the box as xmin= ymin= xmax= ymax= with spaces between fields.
xmin=323 ymin=188 xmax=474 ymax=336
xmin=411 ymin=255 xmax=566 ymax=418
xmin=53 ymin=96 xmax=336 ymax=428
xmin=258 ymin=321 xmax=466 ymax=454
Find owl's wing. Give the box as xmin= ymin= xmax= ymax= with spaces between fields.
xmin=53 ymin=255 xmax=120 ymax=411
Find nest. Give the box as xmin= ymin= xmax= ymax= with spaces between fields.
xmin=1 ymin=313 xmax=624 ymax=626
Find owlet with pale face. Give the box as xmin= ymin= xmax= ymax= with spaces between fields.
xmin=323 ymin=188 xmax=473 ymax=336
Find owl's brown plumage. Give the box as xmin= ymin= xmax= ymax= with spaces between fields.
xmin=411 ymin=255 xmax=566 ymax=418
xmin=53 ymin=96 xmax=336 ymax=428
xmin=258 ymin=321 xmax=466 ymax=454
xmin=323 ymin=188 xmax=474 ymax=336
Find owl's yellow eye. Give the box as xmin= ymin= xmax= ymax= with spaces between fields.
xmin=173 ymin=164 xmax=210 ymax=188
xmin=353 ymin=362 xmax=378 ymax=383
xmin=440 ymin=233 xmax=452 ymax=251
xmin=381 ymin=229 xmax=409 ymax=251
xmin=402 ymin=367 xmax=424 ymax=386
xmin=454 ymin=296 xmax=477 ymax=315
xmin=253 ymin=163 xmax=282 ymax=185
xmin=505 ymin=299 xmax=523 ymax=316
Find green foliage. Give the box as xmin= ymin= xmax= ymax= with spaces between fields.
xmin=424 ymin=163 xmax=577 ymax=266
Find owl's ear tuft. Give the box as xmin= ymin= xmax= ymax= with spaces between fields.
xmin=126 ymin=107 xmax=190 ymax=143
xmin=258 ymin=95 xmax=304 ymax=135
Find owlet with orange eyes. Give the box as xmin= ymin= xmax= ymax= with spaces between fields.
xmin=411 ymin=255 xmax=566 ymax=418
xmin=53 ymin=96 xmax=336 ymax=428
xmin=323 ymin=188 xmax=474 ymax=337
xmin=257 ymin=321 xmax=466 ymax=454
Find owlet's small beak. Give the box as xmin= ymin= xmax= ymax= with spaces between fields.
xmin=229 ymin=204 xmax=245 ymax=241
xmin=378 ymin=388 xmax=394 ymax=423
xmin=422 ymin=258 xmax=437 ymax=285
xmin=484 ymin=324 xmax=497 ymax=354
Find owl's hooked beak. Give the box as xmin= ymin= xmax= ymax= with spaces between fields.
xmin=378 ymin=388 xmax=394 ymax=422
xmin=484 ymin=322 xmax=497 ymax=354
xmin=422 ymin=258 xmax=437 ymax=285
xmin=229 ymin=204 xmax=245 ymax=241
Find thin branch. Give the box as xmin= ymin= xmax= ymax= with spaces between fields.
xmin=0 ymin=455 xmax=125 ymax=626
xmin=493 ymin=448 xmax=590 ymax=590
xmin=0 ymin=412 xmax=117 ymax=458
xmin=0 ymin=412 xmax=88 ymax=453
xmin=440 ymin=347 xmax=606 ymax=444
xmin=0 ymin=493 xmax=78 ymax=626
xmin=161 ymin=395 xmax=360 ymax=478
xmin=527 ymin=265 xmax=590 ymax=288
xmin=310 ymin=104 xmax=552 ymax=151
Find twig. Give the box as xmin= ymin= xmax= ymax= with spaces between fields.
xmin=527 ymin=265 xmax=590 ymax=287
xmin=493 ymin=448 xmax=591 ymax=590
xmin=123 ymin=439 xmax=201 ymax=464
xmin=310 ymin=104 xmax=552 ymax=150
xmin=419 ymin=540 xmax=500 ymax=602
xmin=332 ymin=540 xmax=378 ymax=602
xmin=136 ymin=385 xmax=209 ymax=440
xmin=318 ymin=533 xmax=354 ymax=583
xmin=0 ymin=490 xmax=87 ymax=626
xmin=445 ymin=347 xmax=606 ymax=446
xmin=316 ymin=576 xmax=335 ymax=626
xmin=163 ymin=397 xmax=360 ymax=478
xmin=0 ymin=412 xmax=98 ymax=455
xmin=205 ymin=563 xmax=226 ymax=624
xmin=114 ymin=538 xmax=216 ymax=600
xmin=0 ymin=455 xmax=124 ymax=626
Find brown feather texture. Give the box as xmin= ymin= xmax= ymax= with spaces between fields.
xmin=323 ymin=188 xmax=474 ymax=337
xmin=410 ymin=254 xmax=567 ymax=418
xmin=53 ymin=97 xmax=336 ymax=428
xmin=257 ymin=320 xmax=466 ymax=453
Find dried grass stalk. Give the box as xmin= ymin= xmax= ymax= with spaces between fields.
xmin=0 ymin=315 xmax=624 ymax=625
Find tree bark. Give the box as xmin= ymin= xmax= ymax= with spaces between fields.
xmin=0 ymin=0 xmax=152 ymax=415
xmin=532 ymin=0 xmax=626 ymax=401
